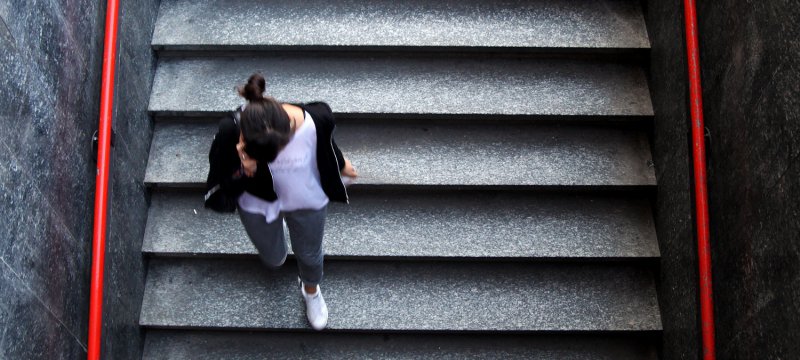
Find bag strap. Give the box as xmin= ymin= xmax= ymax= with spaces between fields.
xmin=233 ymin=104 xmax=244 ymax=127
xmin=204 ymin=184 xmax=221 ymax=201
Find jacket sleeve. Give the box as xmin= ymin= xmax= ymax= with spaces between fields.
xmin=311 ymin=101 xmax=347 ymax=171
xmin=302 ymin=101 xmax=349 ymax=203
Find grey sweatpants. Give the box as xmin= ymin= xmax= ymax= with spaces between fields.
xmin=238 ymin=206 xmax=327 ymax=286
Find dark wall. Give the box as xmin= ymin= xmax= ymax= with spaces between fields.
xmin=0 ymin=1 xmax=104 ymax=358
xmin=101 ymin=0 xmax=160 ymax=358
xmin=0 ymin=0 xmax=158 ymax=358
xmin=645 ymin=1 xmax=700 ymax=359
xmin=695 ymin=1 xmax=800 ymax=358
xmin=647 ymin=0 xmax=800 ymax=359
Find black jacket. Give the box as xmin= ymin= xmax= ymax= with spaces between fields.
xmin=205 ymin=102 xmax=348 ymax=212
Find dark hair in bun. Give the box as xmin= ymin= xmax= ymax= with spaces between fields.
xmin=237 ymin=73 xmax=266 ymax=101
xmin=238 ymin=74 xmax=291 ymax=163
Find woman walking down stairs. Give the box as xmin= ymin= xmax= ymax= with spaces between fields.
xmin=140 ymin=0 xmax=661 ymax=358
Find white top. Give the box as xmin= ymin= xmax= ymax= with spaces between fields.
xmin=238 ymin=111 xmax=329 ymax=222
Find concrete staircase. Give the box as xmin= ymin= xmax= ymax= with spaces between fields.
xmin=140 ymin=0 xmax=662 ymax=358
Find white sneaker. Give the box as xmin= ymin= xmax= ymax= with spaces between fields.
xmin=301 ymin=282 xmax=328 ymax=330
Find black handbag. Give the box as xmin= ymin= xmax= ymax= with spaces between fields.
xmin=204 ymin=111 xmax=241 ymax=213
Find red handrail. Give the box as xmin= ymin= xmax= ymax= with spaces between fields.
xmin=683 ymin=1 xmax=716 ymax=359
xmin=88 ymin=0 xmax=120 ymax=358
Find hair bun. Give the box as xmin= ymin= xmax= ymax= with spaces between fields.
xmin=238 ymin=73 xmax=266 ymax=101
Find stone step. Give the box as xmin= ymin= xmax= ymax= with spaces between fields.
xmin=143 ymin=330 xmax=659 ymax=360
xmin=147 ymin=56 xmax=653 ymax=117
xmin=139 ymin=258 xmax=662 ymax=331
xmin=143 ymin=189 xmax=659 ymax=260
xmin=144 ymin=122 xmax=656 ymax=187
xmin=152 ymin=0 xmax=650 ymax=52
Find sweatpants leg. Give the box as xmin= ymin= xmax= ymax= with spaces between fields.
xmin=284 ymin=206 xmax=327 ymax=287
xmin=238 ymin=207 xmax=288 ymax=269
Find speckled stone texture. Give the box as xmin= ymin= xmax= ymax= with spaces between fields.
xmin=692 ymin=1 xmax=800 ymax=359
xmin=140 ymin=0 xmax=664 ymax=356
xmin=0 ymin=264 xmax=87 ymax=359
xmin=145 ymin=122 xmax=656 ymax=186
xmin=140 ymin=258 xmax=662 ymax=331
xmin=648 ymin=1 xmax=800 ymax=358
xmin=145 ymin=189 xmax=658 ymax=259
xmin=645 ymin=1 xmax=700 ymax=359
xmin=0 ymin=1 xmax=101 ymax=358
xmin=98 ymin=1 xmax=160 ymax=359
xmin=152 ymin=0 xmax=650 ymax=50
xmin=148 ymin=56 xmax=653 ymax=117
xmin=143 ymin=330 xmax=659 ymax=360
xmin=0 ymin=0 xmax=158 ymax=359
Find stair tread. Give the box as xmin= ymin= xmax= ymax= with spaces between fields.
xmin=148 ymin=56 xmax=653 ymax=117
xmin=144 ymin=122 xmax=656 ymax=187
xmin=139 ymin=258 xmax=662 ymax=331
xmin=144 ymin=190 xmax=659 ymax=259
xmin=153 ymin=0 xmax=649 ymax=51
xmin=143 ymin=330 xmax=658 ymax=360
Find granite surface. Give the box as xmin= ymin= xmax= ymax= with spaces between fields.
xmin=144 ymin=122 xmax=656 ymax=186
xmin=645 ymin=1 xmax=700 ymax=358
xmin=143 ymin=330 xmax=659 ymax=360
xmin=0 ymin=0 xmax=158 ymax=358
xmin=140 ymin=258 xmax=662 ymax=331
xmin=693 ymin=1 xmax=800 ymax=358
xmin=139 ymin=0 xmax=663 ymax=357
xmin=647 ymin=1 xmax=800 ymax=358
xmin=0 ymin=264 xmax=87 ymax=359
xmin=148 ymin=56 xmax=654 ymax=117
xmin=144 ymin=189 xmax=659 ymax=259
xmin=0 ymin=1 xmax=103 ymax=358
xmin=96 ymin=0 xmax=160 ymax=358
xmin=152 ymin=0 xmax=650 ymax=50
